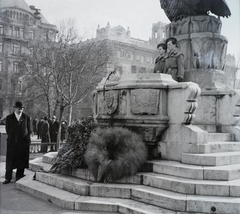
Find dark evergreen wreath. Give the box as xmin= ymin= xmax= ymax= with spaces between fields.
xmin=50 ymin=116 xmax=96 ymax=173
xmin=85 ymin=127 xmax=147 ymax=182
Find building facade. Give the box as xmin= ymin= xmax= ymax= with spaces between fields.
xmin=95 ymin=22 xmax=165 ymax=75
xmin=0 ymin=0 xmax=57 ymax=119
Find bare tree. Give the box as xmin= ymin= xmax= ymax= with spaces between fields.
xmin=20 ymin=19 xmax=114 ymax=148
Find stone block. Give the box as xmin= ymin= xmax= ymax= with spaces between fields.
xmin=90 ymin=183 xmax=131 ymax=198
xmin=74 ymin=196 xmax=119 ymax=212
xmin=143 ymin=173 xmax=195 ymax=194
xmin=131 ymin=186 xmax=186 ymax=212
xmin=72 ymin=168 xmax=95 ymax=181
xmin=152 ymin=160 xmax=204 ymax=179
xmin=195 ymin=181 xmax=229 ymax=197
xmin=203 ymin=164 xmax=240 ymax=181
xmin=187 ymin=195 xmax=240 ymax=214
xmin=118 ymin=199 xmax=176 ymax=214
xmin=181 ymin=152 xmax=240 ymax=166
xmin=229 ymin=179 xmax=240 ymax=197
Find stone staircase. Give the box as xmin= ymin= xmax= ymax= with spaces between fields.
xmin=16 ymin=132 xmax=240 ymax=214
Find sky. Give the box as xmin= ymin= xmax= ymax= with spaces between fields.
xmin=24 ymin=0 xmax=240 ymax=64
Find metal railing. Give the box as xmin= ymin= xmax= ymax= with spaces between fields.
xmin=29 ymin=142 xmax=57 ymax=153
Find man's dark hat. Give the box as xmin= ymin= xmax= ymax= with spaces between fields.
xmin=44 ymin=116 xmax=48 ymax=120
xmin=13 ymin=101 xmax=24 ymax=109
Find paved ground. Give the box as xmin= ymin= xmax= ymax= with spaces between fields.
xmin=0 ymin=135 xmax=115 ymax=214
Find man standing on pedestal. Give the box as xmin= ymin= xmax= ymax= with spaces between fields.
xmin=164 ymin=37 xmax=184 ymax=82
xmin=3 ymin=101 xmax=32 ymax=184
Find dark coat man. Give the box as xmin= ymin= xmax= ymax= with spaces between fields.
xmin=164 ymin=37 xmax=184 ymax=82
xmin=32 ymin=117 xmax=38 ymax=135
xmin=154 ymin=43 xmax=167 ymax=73
xmin=49 ymin=115 xmax=59 ymax=151
xmin=3 ymin=101 xmax=32 ymax=184
xmin=41 ymin=117 xmax=50 ymax=153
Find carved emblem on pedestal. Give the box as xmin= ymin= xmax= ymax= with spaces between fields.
xmin=131 ymin=89 xmax=160 ymax=115
xmin=104 ymin=91 xmax=119 ymax=115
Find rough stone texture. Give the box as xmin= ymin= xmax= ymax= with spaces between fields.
xmin=151 ymin=160 xmax=204 ymax=180
xmin=131 ymin=186 xmax=187 ymax=212
xmin=90 ymin=183 xmax=132 ymax=198
xmin=203 ymin=164 xmax=240 ymax=181
xmin=36 ymin=172 xmax=90 ymax=195
xmin=186 ymin=195 xmax=240 ymax=214
xmin=181 ymin=152 xmax=240 ymax=166
xmin=143 ymin=173 xmax=196 ymax=195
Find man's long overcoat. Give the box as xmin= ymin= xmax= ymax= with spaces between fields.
xmin=5 ymin=113 xmax=32 ymax=170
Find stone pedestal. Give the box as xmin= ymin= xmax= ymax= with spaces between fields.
xmin=93 ymin=73 xmax=205 ymax=159
xmin=164 ymin=15 xmax=240 ymax=140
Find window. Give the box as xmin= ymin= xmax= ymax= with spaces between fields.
xmin=0 ymin=25 xmax=3 ymax=35
xmin=0 ymin=79 xmax=2 ymax=90
xmin=139 ymin=67 xmax=146 ymax=73
xmin=13 ymin=62 xmax=19 ymax=73
xmin=131 ymin=65 xmax=137 ymax=73
xmin=0 ymin=60 xmax=2 ymax=72
xmin=20 ymin=28 xmax=24 ymax=38
xmin=12 ymin=44 xmax=21 ymax=54
xmin=29 ymin=31 xmax=34 ymax=40
xmin=136 ymin=55 xmax=141 ymax=61
xmin=42 ymin=33 xmax=47 ymax=41
xmin=9 ymin=26 xmax=13 ymax=36
xmin=0 ymin=42 xmax=2 ymax=53
xmin=29 ymin=48 xmax=33 ymax=56
xmin=14 ymin=27 xmax=20 ymax=37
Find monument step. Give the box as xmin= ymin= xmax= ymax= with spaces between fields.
xmin=207 ymin=133 xmax=235 ymax=142
xmin=131 ymin=185 xmax=240 ymax=213
xmin=143 ymin=173 xmax=240 ymax=197
xmin=29 ymin=156 xmax=145 ymax=185
xmin=150 ymin=160 xmax=240 ymax=180
xmin=197 ymin=141 xmax=240 ymax=153
xmin=29 ymin=156 xmax=53 ymax=171
xmin=181 ymin=151 xmax=240 ymax=166
xmin=16 ymin=171 xmax=175 ymax=214
xmin=35 ymin=170 xmax=240 ymax=198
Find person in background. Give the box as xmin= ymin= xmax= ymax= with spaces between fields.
xmin=60 ymin=120 xmax=68 ymax=142
xmin=37 ymin=117 xmax=44 ymax=139
xmin=164 ymin=37 xmax=184 ymax=82
xmin=32 ymin=117 xmax=38 ymax=135
xmin=41 ymin=117 xmax=50 ymax=153
xmin=49 ymin=115 xmax=59 ymax=151
xmin=3 ymin=101 xmax=32 ymax=184
xmin=153 ymin=43 xmax=167 ymax=73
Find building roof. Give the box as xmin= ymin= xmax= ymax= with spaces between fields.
xmin=0 ymin=0 xmax=51 ymax=24
xmin=0 ymin=0 xmax=32 ymax=13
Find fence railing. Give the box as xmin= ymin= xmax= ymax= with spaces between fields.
xmin=29 ymin=142 xmax=57 ymax=153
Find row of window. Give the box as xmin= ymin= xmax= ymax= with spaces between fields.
xmin=0 ymin=24 xmax=34 ymax=40
xmin=116 ymin=49 xmax=154 ymax=64
xmin=5 ymin=10 xmax=33 ymax=23
xmin=0 ymin=41 xmax=33 ymax=55
xmin=0 ymin=78 xmax=22 ymax=92
xmin=0 ymin=24 xmax=54 ymax=42
xmin=0 ymin=60 xmax=20 ymax=73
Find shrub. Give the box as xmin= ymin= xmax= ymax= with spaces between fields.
xmin=85 ymin=127 xmax=147 ymax=182
xmin=50 ymin=116 xmax=96 ymax=173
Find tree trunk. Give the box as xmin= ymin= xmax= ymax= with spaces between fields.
xmin=57 ymin=106 xmax=65 ymax=150
xmin=68 ymin=104 xmax=73 ymax=126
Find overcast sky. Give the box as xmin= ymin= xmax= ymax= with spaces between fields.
xmin=25 ymin=0 xmax=240 ymax=63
